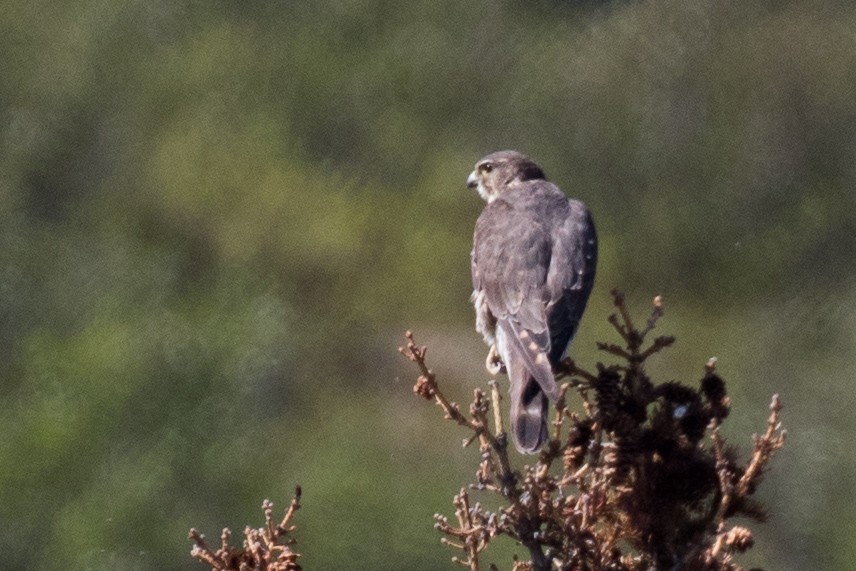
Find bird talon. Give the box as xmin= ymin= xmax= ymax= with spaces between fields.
xmin=485 ymin=345 xmax=506 ymax=376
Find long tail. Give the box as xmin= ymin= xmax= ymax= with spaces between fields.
xmin=508 ymin=358 xmax=549 ymax=453
xmin=498 ymin=320 xmax=559 ymax=401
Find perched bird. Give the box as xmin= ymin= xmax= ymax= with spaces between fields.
xmin=468 ymin=150 xmax=597 ymax=453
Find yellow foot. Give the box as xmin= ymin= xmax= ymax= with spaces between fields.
xmin=485 ymin=344 xmax=505 ymax=376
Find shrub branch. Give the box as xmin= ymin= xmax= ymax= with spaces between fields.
xmin=400 ymin=291 xmax=785 ymax=571
xmin=189 ymin=487 xmax=303 ymax=571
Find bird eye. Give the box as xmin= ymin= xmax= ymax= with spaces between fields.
xmin=480 ymin=162 xmax=494 ymax=173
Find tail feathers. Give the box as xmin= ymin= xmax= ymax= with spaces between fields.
xmin=509 ymin=361 xmax=549 ymax=453
xmin=498 ymin=320 xmax=559 ymax=402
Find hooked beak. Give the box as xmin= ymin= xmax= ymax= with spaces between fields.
xmin=466 ymin=171 xmax=478 ymax=189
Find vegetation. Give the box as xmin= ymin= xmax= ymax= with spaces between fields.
xmin=1 ymin=1 xmax=853 ymax=569
xmin=400 ymin=294 xmax=785 ymax=570
xmin=190 ymin=294 xmax=785 ymax=570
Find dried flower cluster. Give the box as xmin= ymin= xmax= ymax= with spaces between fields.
xmin=400 ymin=291 xmax=786 ymax=571
xmin=189 ymin=487 xmax=303 ymax=571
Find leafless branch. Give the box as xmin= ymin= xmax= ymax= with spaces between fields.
xmin=402 ymin=292 xmax=785 ymax=571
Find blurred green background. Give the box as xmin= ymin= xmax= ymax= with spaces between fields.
xmin=2 ymin=0 xmax=855 ymax=569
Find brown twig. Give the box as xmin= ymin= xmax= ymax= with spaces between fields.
xmin=401 ymin=331 xmax=479 ymax=431
xmin=401 ymin=292 xmax=785 ymax=571
xmin=737 ymin=394 xmax=786 ymax=497
xmin=189 ymin=529 xmax=224 ymax=570
xmin=189 ymin=489 xmax=303 ymax=571
xmin=401 ymin=331 xmax=518 ymax=497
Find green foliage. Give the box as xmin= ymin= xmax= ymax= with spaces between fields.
xmin=0 ymin=0 xmax=854 ymax=569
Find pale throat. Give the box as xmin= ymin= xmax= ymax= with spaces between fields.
xmin=477 ymin=182 xmax=497 ymax=203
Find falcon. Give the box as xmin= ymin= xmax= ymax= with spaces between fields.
xmin=468 ymin=150 xmax=597 ymax=453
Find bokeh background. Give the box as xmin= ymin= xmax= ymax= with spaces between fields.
xmin=2 ymin=0 xmax=855 ymax=569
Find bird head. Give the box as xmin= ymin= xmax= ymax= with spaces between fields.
xmin=466 ymin=150 xmax=546 ymax=203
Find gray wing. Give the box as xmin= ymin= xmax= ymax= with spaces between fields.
xmin=545 ymin=199 xmax=597 ymax=364
xmin=472 ymin=197 xmax=558 ymax=401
